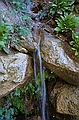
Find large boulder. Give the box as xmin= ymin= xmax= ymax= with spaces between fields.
xmin=50 ymin=82 xmax=79 ymax=116
xmin=19 ymin=27 xmax=79 ymax=86
xmin=19 ymin=28 xmax=79 ymax=86
xmin=41 ymin=31 xmax=79 ymax=85
xmin=0 ymin=52 xmax=33 ymax=98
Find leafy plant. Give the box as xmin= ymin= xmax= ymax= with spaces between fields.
xmin=70 ymin=31 xmax=79 ymax=55
xmin=7 ymin=82 xmax=36 ymax=114
xmin=49 ymin=0 xmax=75 ymax=17
xmin=33 ymin=70 xmax=55 ymax=98
xmin=44 ymin=70 xmax=55 ymax=79
xmin=0 ymin=82 xmax=36 ymax=120
xmin=22 ymin=14 xmax=32 ymax=21
xmin=12 ymin=0 xmax=27 ymax=13
xmin=38 ymin=0 xmax=76 ymax=19
xmin=11 ymin=96 xmax=24 ymax=114
xmin=0 ymin=19 xmax=13 ymax=53
xmin=0 ymin=100 xmax=14 ymax=120
xmin=7 ymin=88 xmax=25 ymax=114
xmin=54 ymin=13 xmax=79 ymax=32
xmin=18 ymin=26 xmax=31 ymax=38
xmin=11 ymin=0 xmax=32 ymax=38
xmin=38 ymin=6 xmax=50 ymax=18
xmin=20 ymin=83 xmax=36 ymax=98
xmin=0 ymin=69 xmax=55 ymax=119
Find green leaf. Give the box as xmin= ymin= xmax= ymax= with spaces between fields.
xmin=10 ymin=108 xmax=14 ymax=115
xmin=75 ymin=50 xmax=79 ymax=56
xmin=54 ymin=27 xmax=61 ymax=32
xmin=0 ymin=41 xmax=5 ymax=49
xmin=44 ymin=71 xmax=49 ymax=79
xmin=51 ymin=3 xmax=57 ymax=7
xmin=22 ymin=15 xmax=32 ymax=21
xmin=0 ymin=20 xmax=4 ymax=27
xmin=69 ymin=0 xmax=75 ymax=5
xmin=14 ymin=88 xmax=20 ymax=97
xmin=70 ymin=41 xmax=74 ymax=45
xmin=49 ymin=0 xmax=75 ymax=17
xmin=0 ymin=107 xmax=4 ymax=115
xmin=74 ymin=6 xmax=78 ymax=13
xmin=50 ymin=9 xmax=55 ymax=15
xmin=3 ymin=47 xmax=9 ymax=54
xmin=75 ymin=17 xmax=79 ymax=26
xmin=72 ymin=48 xmax=77 ymax=51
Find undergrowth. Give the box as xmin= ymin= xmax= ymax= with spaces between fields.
xmin=0 ymin=0 xmax=32 ymax=53
xmin=0 ymin=70 xmax=55 ymax=119
xmin=0 ymin=19 xmax=13 ymax=53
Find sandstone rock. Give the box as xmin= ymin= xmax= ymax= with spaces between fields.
xmin=50 ymin=82 xmax=79 ymax=116
xmin=2 ymin=0 xmax=79 ymax=86
xmin=11 ymin=42 xmax=28 ymax=53
xmin=20 ymin=33 xmax=38 ymax=52
xmin=41 ymin=31 xmax=79 ymax=85
xmin=0 ymin=53 xmax=33 ymax=98
xmin=20 ymin=29 xmax=79 ymax=86
xmin=19 ymin=28 xmax=79 ymax=86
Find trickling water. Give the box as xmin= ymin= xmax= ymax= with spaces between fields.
xmin=38 ymin=37 xmax=46 ymax=120
xmin=42 ymin=71 xmax=46 ymax=120
xmin=33 ymin=49 xmax=38 ymax=78
xmin=33 ymin=37 xmax=47 ymax=120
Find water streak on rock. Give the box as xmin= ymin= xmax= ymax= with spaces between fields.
xmin=33 ymin=36 xmax=47 ymax=120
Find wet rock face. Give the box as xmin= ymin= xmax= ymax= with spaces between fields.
xmin=0 ymin=53 xmax=33 ymax=98
xmin=50 ymin=82 xmax=79 ymax=116
xmin=41 ymin=32 xmax=79 ymax=85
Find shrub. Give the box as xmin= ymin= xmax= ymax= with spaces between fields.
xmin=38 ymin=0 xmax=77 ymax=20
xmin=54 ymin=13 xmax=79 ymax=32
xmin=49 ymin=0 xmax=75 ymax=17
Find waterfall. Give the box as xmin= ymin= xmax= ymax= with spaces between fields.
xmin=33 ymin=37 xmax=47 ymax=120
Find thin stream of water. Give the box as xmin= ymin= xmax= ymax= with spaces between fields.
xmin=42 ymin=71 xmax=46 ymax=120
xmin=33 ymin=49 xmax=38 ymax=78
xmin=37 ymin=37 xmax=46 ymax=120
xmin=33 ymin=37 xmax=47 ymax=120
